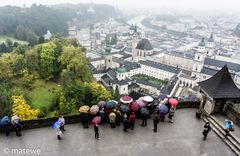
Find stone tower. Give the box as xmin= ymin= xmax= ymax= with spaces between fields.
xmin=104 ymin=43 xmax=112 ymax=70
xmin=192 ymin=38 xmax=206 ymax=80
xmin=132 ymin=25 xmax=138 ymax=61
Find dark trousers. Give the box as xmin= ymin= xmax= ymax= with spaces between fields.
xmin=116 ymin=117 xmax=120 ymax=126
xmin=110 ymin=122 xmax=116 ymax=128
xmin=142 ymin=118 xmax=147 ymax=127
xmin=95 ymin=132 xmax=99 ymax=139
xmin=60 ymin=125 xmax=65 ymax=132
xmin=5 ymin=127 xmax=10 ymax=136
xmin=153 ymin=120 xmax=158 ymax=132
xmin=15 ymin=127 xmax=21 ymax=136
xmin=225 ymin=129 xmax=230 ymax=137
xmin=82 ymin=121 xmax=89 ymax=128
xmin=130 ymin=121 xmax=135 ymax=130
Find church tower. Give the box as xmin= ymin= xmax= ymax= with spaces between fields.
xmin=206 ymin=34 xmax=214 ymax=57
xmin=132 ymin=25 xmax=138 ymax=61
xmin=192 ymin=38 xmax=206 ymax=80
xmin=104 ymin=42 xmax=112 ymax=70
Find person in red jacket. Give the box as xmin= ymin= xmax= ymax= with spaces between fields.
xmin=129 ymin=112 xmax=136 ymax=130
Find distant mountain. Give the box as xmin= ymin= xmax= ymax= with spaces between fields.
xmin=234 ymin=24 xmax=240 ymax=37
xmin=0 ymin=3 xmax=120 ymax=38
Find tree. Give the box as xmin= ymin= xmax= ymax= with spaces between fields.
xmin=38 ymin=36 xmax=45 ymax=44
xmin=60 ymin=69 xmax=76 ymax=88
xmin=0 ymin=53 xmax=13 ymax=78
xmin=13 ymin=44 xmax=27 ymax=55
xmin=114 ymin=85 xmax=120 ymax=100
xmin=60 ymin=46 xmax=93 ymax=82
xmin=0 ymin=43 xmax=7 ymax=52
xmin=13 ymin=42 xmax=19 ymax=48
xmin=6 ymin=39 xmax=13 ymax=52
xmin=38 ymin=42 xmax=57 ymax=80
xmin=25 ymin=48 xmax=40 ymax=73
xmin=110 ymin=33 xmax=117 ymax=45
xmin=9 ymin=53 xmax=25 ymax=76
xmin=59 ymin=93 xmax=77 ymax=115
xmin=12 ymin=95 xmax=40 ymax=120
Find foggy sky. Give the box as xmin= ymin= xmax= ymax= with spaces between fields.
xmin=1 ymin=0 xmax=240 ymax=11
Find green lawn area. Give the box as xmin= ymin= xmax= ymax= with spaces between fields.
xmin=27 ymin=80 xmax=61 ymax=110
xmin=0 ymin=35 xmax=28 ymax=45
xmin=132 ymin=74 xmax=168 ymax=86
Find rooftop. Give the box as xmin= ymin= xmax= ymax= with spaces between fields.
xmin=136 ymin=39 xmax=153 ymax=51
xmin=139 ymin=60 xmax=180 ymax=74
xmin=199 ymin=65 xmax=240 ymax=99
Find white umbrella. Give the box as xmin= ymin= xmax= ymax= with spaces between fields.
xmin=90 ymin=105 xmax=99 ymax=114
xmin=142 ymin=96 xmax=154 ymax=102
xmin=11 ymin=115 xmax=19 ymax=125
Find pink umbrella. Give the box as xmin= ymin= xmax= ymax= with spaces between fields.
xmin=168 ymin=98 xmax=179 ymax=107
xmin=136 ymin=98 xmax=146 ymax=107
xmin=130 ymin=102 xmax=140 ymax=112
xmin=120 ymin=96 xmax=133 ymax=104
xmin=92 ymin=116 xmax=101 ymax=124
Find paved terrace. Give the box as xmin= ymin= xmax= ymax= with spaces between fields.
xmin=0 ymin=109 xmax=235 ymax=156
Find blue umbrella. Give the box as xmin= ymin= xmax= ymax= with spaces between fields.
xmin=0 ymin=116 xmax=9 ymax=127
xmin=106 ymin=100 xmax=117 ymax=109
xmin=141 ymin=107 xmax=149 ymax=116
xmin=51 ymin=121 xmax=61 ymax=129
xmin=120 ymin=105 xmax=130 ymax=113
xmin=159 ymin=94 xmax=168 ymax=99
xmin=159 ymin=105 xmax=169 ymax=114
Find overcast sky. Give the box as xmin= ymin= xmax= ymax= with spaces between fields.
xmin=1 ymin=0 xmax=240 ymax=11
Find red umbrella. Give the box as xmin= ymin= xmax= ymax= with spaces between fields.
xmin=92 ymin=116 xmax=101 ymax=124
xmin=120 ymin=96 xmax=133 ymax=104
xmin=130 ymin=102 xmax=140 ymax=112
xmin=168 ymin=98 xmax=179 ymax=107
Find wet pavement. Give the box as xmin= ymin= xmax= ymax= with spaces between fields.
xmin=0 ymin=109 xmax=235 ymax=156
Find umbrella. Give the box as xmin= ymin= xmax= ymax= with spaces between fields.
xmin=159 ymin=94 xmax=168 ymax=99
xmin=109 ymin=112 xmax=116 ymax=120
xmin=79 ymin=105 xmax=90 ymax=113
xmin=169 ymin=98 xmax=179 ymax=107
xmin=159 ymin=105 xmax=169 ymax=114
xmin=11 ymin=115 xmax=19 ymax=125
xmin=141 ymin=107 xmax=149 ymax=116
xmin=130 ymin=102 xmax=140 ymax=112
xmin=90 ymin=105 xmax=99 ymax=114
xmin=106 ymin=100 xmax=117 ymax=109
xmin=52 ymin=121 xmax=61 ymax=129
xmin=92 ymin=116 xmax=101 ymax=124
xmin=120 ymin=104 xmax=130 ymax=113
xmin=0 ymin=116 xmax=9 ymax=127
xmin=120 ymin=96 xmax=133 ymax=104
xmin=142 ymin=96 xmax=154 ymax=102
xmin=98 ymin=101 xmax=106 ymax=108
xmin=136 ymin=98 xmax=146 ymax=107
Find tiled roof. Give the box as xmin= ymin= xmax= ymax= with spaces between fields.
xmin=139 ymin=60 xmax=180 ymax=74
xmin=136 ymin=39 xmax=153 ymax=50
xmin=199 ymin=65 xmax=240 ymax=99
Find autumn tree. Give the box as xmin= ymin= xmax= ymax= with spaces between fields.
xmin=12 ymin=95 xmax=40 ymax=120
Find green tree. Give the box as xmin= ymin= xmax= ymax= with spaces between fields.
xmin=13 ymin=44 xmax=27 ymax=55
xmin=38 ymin=42 xmax=57 ymax=80
xmin=114 ymin=85 xmax=120 ymax=100
xmin=38 ymin=36 xmax=45 ymax=44
xmin=60 ymin=46 xmax=93 ymax=82
xmin=13 ymin=42 xmax=19 ymax=48
xmin=110 ymin=33 xmax=117 ymax=45
xmin=6 ymin=39 xmax=13 ymax=52
xmin=0 ymin=43 xmax=7 ymax=52
xmin=59 ymin=93 xmax=77 ymax=115
xmin=25 ymin=48 xmax=40 ymax=73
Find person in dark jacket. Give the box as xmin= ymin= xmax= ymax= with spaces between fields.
xmin=82 ymin=113 xmax=89 ymax=128
xmin=123 ymin=113 xmax=129 ymax=132
xmin=94 ymin=124 xmax=100 ymax=139
xmin=153 ymin=111 xmax=160 ymax=132
xmin=202 ymin=122 xmax=211 ymax=140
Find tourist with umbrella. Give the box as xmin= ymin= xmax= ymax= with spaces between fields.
xmin=141 ymin=107 xmax=149 ymax=127
xmin=168 ymin=98 xmax=179 ymax=108
xmin=159 ymin=105 xmax=169 ymax=122
xmin=120 ymin=95 xmax=133 ymax=104
xmin=11 ymin=115 xmax=22 ymax=137
xmin=52 ymin=120 xmax=62 ymax=140
xmin=109 ymin=112 xmax=116 ymax=128
xmin=168 ymin=107 xmax=175 ymax=123
xmin=98 ymin=101 xmax=106 ymax=109
xmin=90 ymin=105 xmax=99 ymax=115
xmin=99 ymin=108 xmax=106 ymax=124
xmin=58 ymin=115 xmax=66 ymax=132
xmin=0 ymin=116 xmax=11 ymax=136
xmin=123 ymin=113 xmax=129 ymax=132
xmin=142 ymin=96 xmax=154 ymax=115
xmin=92 ymin=116 xmax=101 ymax=139
xmin=79 ymin=105 xmax=90 ymax=128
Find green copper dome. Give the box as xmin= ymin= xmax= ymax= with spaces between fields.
xmin=116 ymin=66 xmax=126 ymax=73
xmin=105 ymin=44 xmax=112 ymax=55
xmin=198 ymin=38 xmax=205 ymax=47
xmin=208 ymin=34 xmax=214 ymax=42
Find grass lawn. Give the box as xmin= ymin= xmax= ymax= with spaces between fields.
xmin=0 ymin=35 xmax=28 ymax=45
xmin=27 ymin=80 xmax=61 ymax=110
xmin=132 ymin=74 xmax=168 ymax=86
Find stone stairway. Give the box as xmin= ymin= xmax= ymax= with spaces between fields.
xmin=203 ymin=115 xmax=240 ymax=156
